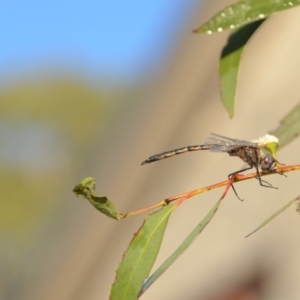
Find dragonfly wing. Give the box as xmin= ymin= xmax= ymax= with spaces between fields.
xmin=204 ymin=133 xmax=257 ymax=153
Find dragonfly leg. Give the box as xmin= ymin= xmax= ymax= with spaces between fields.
xmin=255 ymin=177 xmax=275 ymax=187
xmin=255 ymin=168 xmax=278 ymax=189
xmin=230 ymin=182 xmax=243 ymax=201
xmin=277 ymin=170 xmax=287 ymax=178
xmin=228 ymin=166 xmax=252 ymax=201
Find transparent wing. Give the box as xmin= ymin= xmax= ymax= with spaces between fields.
xmin=204 ymin=133 xmax=258 ymax=153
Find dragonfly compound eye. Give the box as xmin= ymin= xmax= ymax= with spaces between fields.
xmin=261 ymin=154 xmax=274 ymax=171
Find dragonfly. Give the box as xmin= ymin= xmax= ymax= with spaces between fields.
xmin=141 ymin=133 xmax=282 ymax=200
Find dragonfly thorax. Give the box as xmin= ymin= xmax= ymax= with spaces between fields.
xmin=227 ymin=146 xmax=262 ymax=168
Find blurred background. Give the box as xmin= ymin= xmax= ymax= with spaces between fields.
xmin=1 ymin=1 xmax=300 ymax=299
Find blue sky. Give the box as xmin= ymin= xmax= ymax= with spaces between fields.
xmin=0 ymin=1 xmax=198 ymax=85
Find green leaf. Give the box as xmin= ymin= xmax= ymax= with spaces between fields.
xmin=73 ymin=177 xmax=120 ymax=220
xmin=194 ymin=0 xmax=300 ymax=34
xmin=269 ymin=102 xmax=300 ymax=149
xmin=219 ymin=20 xmax=264 ymax=117
xmin=245 ymin=197 xmax=298 ymax=237
xmin=110 ymin=204 xmax=176 ymax=300
xmin=139 ymin=198 xmax=223 ymax=296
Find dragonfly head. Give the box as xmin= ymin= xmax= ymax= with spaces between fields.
xmin=261 ymin=154 xmax=277 ymax=171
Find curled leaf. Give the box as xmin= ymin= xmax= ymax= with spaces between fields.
xmin=73 ymin=177 xmax=121 ymax=220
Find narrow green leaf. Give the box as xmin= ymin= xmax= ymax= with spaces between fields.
xmin=140 ymin=198 xmax=223 ymax=296
xmin=245 ymin=197 xmax=298 ymax=237
xmin=73 ymin=177 xmax=120 ymax=220
xmin=110 ymin=205 xmax=175 ymax=300
xmin=194 ymin=0 xmax=300 ymax=34
xmin=219 ymin=20 xmax=264 ymax=117
xmin=269 ymin=102 xmax=300 ymax=149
